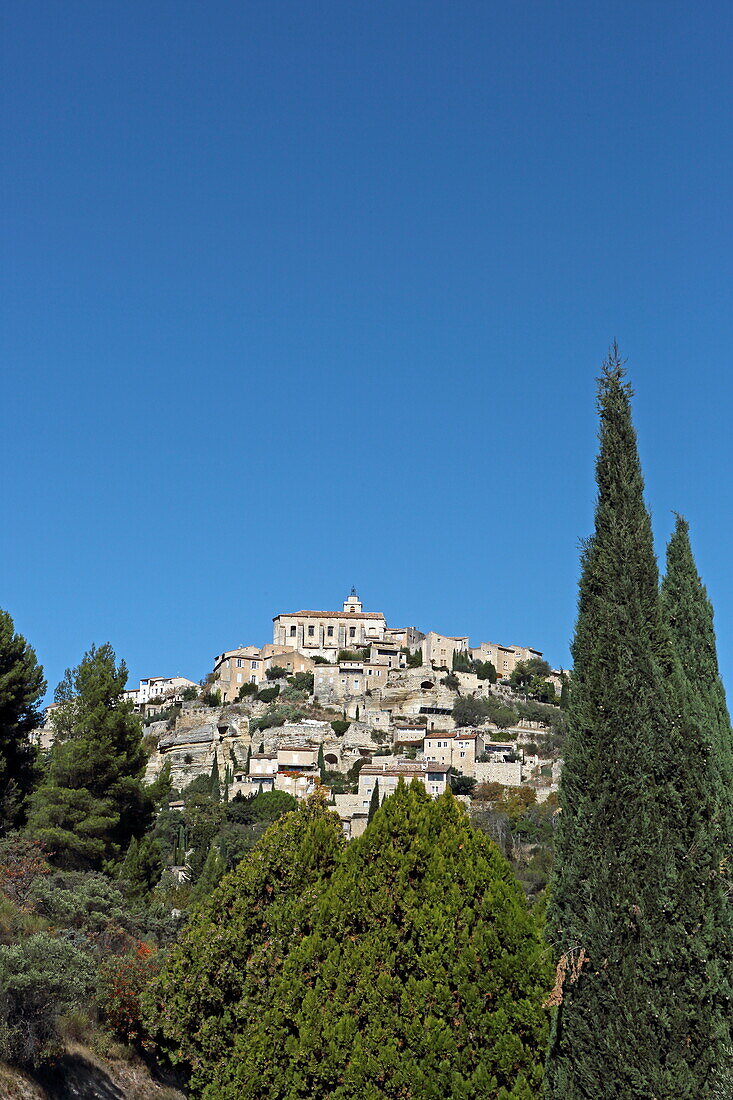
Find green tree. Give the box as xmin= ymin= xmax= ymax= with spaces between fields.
xmin=545 ymin=351 xmax=731 ymax=1098
xmin=118 ymin=834 xmax=164 ymax=903
xmin=210 ymin=756 xmax=221 ymax=801
xmin=190 ymin=841 xmax=226 ymax=907
xmin=367 ymin=778 xmax=379 ymax=822
xmin=0 ymin=609 xmax=46 ymax=834
xmin=558 ymin=675 xmax=569 ymax=711
xmin=661 ymin=515 xmax=733 ymax=851
xmin=452 ymin=694 xmax=488 ymax=727
xmin=317 ymin=742 xmax=326 ymax=782
xmin=216 ymin=782 xmax=549 ymax=1099
xmin=146 ymin=794 xmax=345 ymax=1093
xmin=27 ymin=644 xmax=151 ymax=869
xmin=407 ymin=647 xmax=423 ymax=668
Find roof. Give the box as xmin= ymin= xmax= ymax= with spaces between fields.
xmin=425 ymin=731 xmax=456 ymax=739
xmin=361 ymin=761 xmax=451 ymax=776
xmin=273 ymin=610 xmax=385 ymax=620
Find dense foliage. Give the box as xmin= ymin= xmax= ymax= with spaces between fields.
xmin=166 ymin=782 xmax=551 ymax=1099
xmin=147 ymin=794 xmax=345 ymax=1093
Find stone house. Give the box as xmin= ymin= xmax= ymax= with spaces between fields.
xmin=212 ymin=646 xmax=314 ymax=702
xmin=470 ymin=642 xmax=544 ymax=680
xmin=423 ymin=632 xmax=470 ymax=669
xmin=313 ymin=660 xmax=389 ymax=705
xmin=384 ymin=626 xmax=425 ymax=652
xmin=124 ymin=676 xmax=199 ymax=711
xmin=422 ymin=730 xmax=484 ymax=776
xmin=357 ymin=760 xmax=451 ymax=811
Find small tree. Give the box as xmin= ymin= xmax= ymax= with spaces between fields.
xmin=367 ymin=779 xmax=380 ymax=823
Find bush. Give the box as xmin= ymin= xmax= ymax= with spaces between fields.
xmin=256 ymin=686 xmax=280 ymax=704
xmin=0 ymin=933 xmax=96 ymax=1066
xmin=440 ymin=672 xmax=460 ymax=691
xmin=181 ymin=686 xmax=199 ymax=701
xmin=265 ymin=667 xmax=287 ymax=681
xmin=98 ymin=941 xmax=159 ymax=1046
xmin=200 ymin=690 xmax=221 ymax=708
xmin=330 ymin=720 xmax=350 ymax=737
xmin=288 ymin=672 xmax=314 ymax=694
xmin=237 ymin=682 xmax=258 ymax=699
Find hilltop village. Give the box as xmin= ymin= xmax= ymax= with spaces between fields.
xmin=110 ymin=590 xmax=567 ymax=838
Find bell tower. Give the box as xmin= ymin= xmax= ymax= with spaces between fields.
xmin=343 ymin=586 xmax=363 ymax=614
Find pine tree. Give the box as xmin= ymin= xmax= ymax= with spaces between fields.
xmin=146 ymin=793 xmax=345 ymax=1094
xmin=27 ymin=644 xmax=152 ymax=869
xmin=220 ymin=782 xmax=550 ymax=1099
xmin=545 ymin=350 xmax=729 ymax=1098
xmin=367 ymin=778 xmax=380 ymax=823
xmin=0 ymin=609 xmax=46 ymax=833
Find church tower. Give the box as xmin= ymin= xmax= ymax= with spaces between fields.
xmin=343 ymin=587 xmax=363 ymax=614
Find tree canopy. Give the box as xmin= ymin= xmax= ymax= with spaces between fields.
xmin=204 ymin=782 xmax=550 ymax=1099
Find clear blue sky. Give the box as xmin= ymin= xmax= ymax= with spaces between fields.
xmin=4 ymin=1 xmax=733 ymax=701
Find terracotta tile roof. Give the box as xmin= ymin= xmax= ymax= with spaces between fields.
xmin=273 ymin=610 xmax=385 ymax=620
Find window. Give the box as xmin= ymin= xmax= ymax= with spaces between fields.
xmin=290 ymin=625 xmax=296 ymax=636
xmin=327 ymin=626 xmax=334 ymax=637
xmin=308 ymin=626 xmax=315 ymax=637
xmin=237 ymin=673 xmax=243 ymax=683
xmin=237 ymin=659 xmax=243 ymax=668
xmin=250 ymin=675 xmax=257 ymax=683
xmin=251 ymin=661 xmax=259 ymax=669
xmin=349 ymin=626 xmax=356 ymax=638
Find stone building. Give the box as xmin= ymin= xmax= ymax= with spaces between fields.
xmin=384 ymin=626 xmax=425 ymax=652
xmin=423 ymin=729 xmax=484 ymax=776
xmin=313 ymin=659 xmax=390 ymax=704
xmin=357 ymin=760 xmax=451 ymax=807
xmin=272 ymin=589 xmax=387 ymax=661
xmin=123 ymin=675 xmax=199 ymax=710
xmin=470 ymin=642 xmax=544 ymax=680
xmin=212 ymin=645 xmax=315 ymax=703
xmin=423 ymin=632 xmax=470 ymax=669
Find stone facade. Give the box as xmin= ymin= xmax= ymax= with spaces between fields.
xmin=272 ymin=591 xmax=387 ymax=661
xmin=423 ymin=632 xmax=470 ymax=669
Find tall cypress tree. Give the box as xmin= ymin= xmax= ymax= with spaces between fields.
xmin=661 ymin=515 xmax=733 ymax=840
xmin=0 ymin=609 xmax=46 ymax=833
xmin=545 ymin=350 xmax=728 ymax=1098
xmin=367 ymin=778 xmax=380 ymax=823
